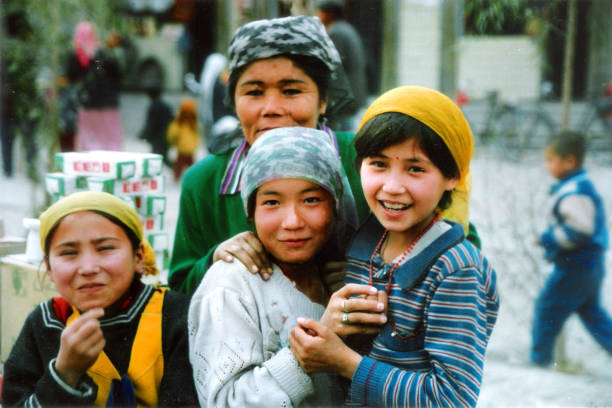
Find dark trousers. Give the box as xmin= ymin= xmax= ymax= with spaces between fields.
xmin=531 ymin=258 xmax=612 ymax=365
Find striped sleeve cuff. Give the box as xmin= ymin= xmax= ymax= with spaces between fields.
xmin=349 ymin=356 xmax=383 ymax=406
xmin=49 ymin=358 xmax=95 ymax=398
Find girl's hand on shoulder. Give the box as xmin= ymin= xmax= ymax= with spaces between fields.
xmin=213 ymin=231 xmax=273 ymax=279
xmin=289 ymin=317 xmax=361 ymax=379
xmin=55 ymin=308 xmax=105 ymax=387
xmin=320 ymin=284 xmax=387 ymax=339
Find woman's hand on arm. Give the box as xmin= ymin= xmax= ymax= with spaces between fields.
xmin=289 ymin=318 xmax=362 ymax=379
xmin=54 ymin=308 xmax=105 ymax=387
xmin=320 ymin=284 xmax=387 ymax=339
xmin=212 ymin=231 xmax=274 ymax=279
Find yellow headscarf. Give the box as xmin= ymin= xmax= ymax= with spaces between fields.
xmin=39 ymin=191 xmax=158 ymax=276
xmin=358 ymin=86 xmax=474 ymax=233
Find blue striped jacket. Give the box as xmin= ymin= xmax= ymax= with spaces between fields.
xmin=345 ymin=216 xmax=499 ymax=407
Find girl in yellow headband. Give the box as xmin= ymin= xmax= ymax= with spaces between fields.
xmin=2 ymin=191 xmax=197 ymax=406
xmin=289 ymin=86 xmax=499 ymax=407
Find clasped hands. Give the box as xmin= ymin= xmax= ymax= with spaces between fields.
xmin=289 ymin=284 xmax=388 ymax=378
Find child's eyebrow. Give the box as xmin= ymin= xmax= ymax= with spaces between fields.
xmin=239 ymin=78 xmax=307 ymax=87
xmin=371 ymin=152 xmax=428 ymax=163
xmin=53 ymin=241 xmax=79 ymax=249
xmin=300 ymin=186 xmax=324 ymax=194
xmin=92 ymin=237 xmax=121 ymax=245
xmin=258 ymin=186 xmax=323 ymax=196
xmin=278 ymin=78 xmax=308 ymax=86
xmin=53 ymin=237 xmax=120 ymax=249
xmin=258 ymin=189 xmax=281 ymax=196
xmin=404 ymin=156 xmax=427 ymax=163
xmin=238 ymin=80 xmax=262 ymax=88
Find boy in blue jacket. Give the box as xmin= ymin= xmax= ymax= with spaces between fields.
xmin=531 ymin=131 xmax=612 ymax=366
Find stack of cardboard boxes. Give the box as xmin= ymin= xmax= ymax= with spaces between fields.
xmin=45 ymin=151 xmax=170 ymax=283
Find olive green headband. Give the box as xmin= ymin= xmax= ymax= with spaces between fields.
xmin=39 ymin=191 xmax=158 ymax=276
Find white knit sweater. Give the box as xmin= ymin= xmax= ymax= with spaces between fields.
xmin=188 ymin=260 xmax=343 ymax=407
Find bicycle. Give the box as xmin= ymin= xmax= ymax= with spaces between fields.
xmin=579 ymin=84 xmax=612 ymax=165
xmin=458 ymin=90 xmax=556 ymax=161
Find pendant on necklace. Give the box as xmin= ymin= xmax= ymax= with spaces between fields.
xmin=391 ymin=331 xmax=397 ymax=338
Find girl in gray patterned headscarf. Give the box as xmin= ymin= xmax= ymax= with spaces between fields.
xmin=240 ymin=127 xmax=350 ymax=260
xmin=188 ymin=126 xmax=351 ymax=406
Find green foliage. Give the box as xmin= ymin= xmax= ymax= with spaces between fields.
xmin=2 ymin=0 xmax=128 ymax=180
xmin=465 ymin=0 xmax=534 ymax=35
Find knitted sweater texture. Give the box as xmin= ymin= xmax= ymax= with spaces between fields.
xmin=188 ymin=260 xmax=343 ymax=407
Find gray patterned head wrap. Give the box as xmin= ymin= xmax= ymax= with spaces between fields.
xmin=240 ymin=127 xmax=344 ymax=217
xmin=227 ymin=15 xmax=353 ymax=118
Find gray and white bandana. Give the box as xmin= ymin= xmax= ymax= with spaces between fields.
xmin=227 ymin=15 xmax=353 ymax=118
xmin=240 ymin=126 xmax=344 ymax=216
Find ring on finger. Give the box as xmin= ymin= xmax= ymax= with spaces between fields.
xmin=342 ymin=312 xmax=351 ymax=325
xmin=341 ymin=299 xmax=349 ymax=313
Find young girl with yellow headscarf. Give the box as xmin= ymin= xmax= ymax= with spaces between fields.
xmin=1 ymin=192 xmax=197 ymax=406
xmin=289 ymin=86 xmax=499 ymax=407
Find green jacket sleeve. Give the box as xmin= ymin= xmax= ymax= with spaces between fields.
xmin=168 ymin=153 xmax=253 ymax=296
xmin=335 ymin=131 xmax=370 ymax=223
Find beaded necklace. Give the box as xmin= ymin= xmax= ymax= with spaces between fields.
xmin=368 ymin=213 xmax=440 ymax=338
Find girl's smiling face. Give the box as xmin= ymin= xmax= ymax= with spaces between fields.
xmin=253 ymin=178 xmax=334 ymax=267
xmin=46 ymin=211 xmax=144 ymax=312
xmin=360 ymin=138 xmax=458 ymax=244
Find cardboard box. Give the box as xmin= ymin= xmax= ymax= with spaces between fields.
xmin=146 ymin=232 xmax=169 ymax=252
xmin=119 ymin=195 xmax=137 ymax=209
xmin=87 ymin=175 xmax=165 ymax=196
xmin=45 ymin=172 xmax=87 ymax=196
xmin=141 ymin=214 xmax=164 ymax=232
xmin=134 ymin=195 xmax=166 ymax=216
xmin=86 ymin=151 xmax=163 ymax=178
xmin=1 ymin=254 xmax=58 ymax=361
xmin=55 ymin=152 xmax=136 ymax=179
xmin=157 ymin=249 xmax=170 ymax=271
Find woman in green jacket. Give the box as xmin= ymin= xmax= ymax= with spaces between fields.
xmin=168 ymin=16 xmax=368 ymax=295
